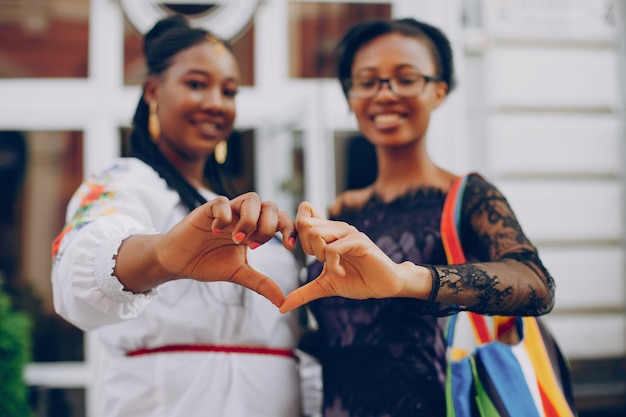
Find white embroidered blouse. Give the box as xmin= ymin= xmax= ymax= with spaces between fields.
xmin=51 ymin=157 xmax=310 ymax=417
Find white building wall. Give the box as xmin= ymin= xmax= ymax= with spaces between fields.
xmin=464 ymin=0 xmax=625 ymax=360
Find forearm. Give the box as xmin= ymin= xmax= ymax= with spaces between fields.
xmin=395 ymin=262 xmax=434 ymax=300
xmin=52 ymin=219 xmax=158 ymax=330
xmin=430 ymin=256 xmax=554 ymax=316
xmin=391 ymin=257 xmax=553 ymax=317
xmin=114 ymin=234 xmax=176 ymax=293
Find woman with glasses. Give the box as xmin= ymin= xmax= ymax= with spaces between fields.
xmin=280 ymin=18 xmax=555 ymax=417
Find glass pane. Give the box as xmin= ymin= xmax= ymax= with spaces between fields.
xmin=0 ymin=130 xmax=85 ymax=363
xmin=288 ymin=2 xmax=392 ymax=78
xmin=226 ymin=129 xmax=257 ymax=193
xmin=279 ymin=130 xmax=305 ymax=217
xmin=0 ymin=0 xmax=90 ymax=78
xmin=30 ymin=387 xmax=85 ymax=417
xmin=123 ymin=20 xmax=144 ymax=86
xmin=124 ymin=18 xmax=255 ymax=86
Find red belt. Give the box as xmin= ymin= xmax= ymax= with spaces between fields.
xmin=127 ymin=344 xmax=295 ymax=358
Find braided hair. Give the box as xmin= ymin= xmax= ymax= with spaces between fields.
xmin=335 ymin=17 xmax=456 ymax=98
xmin=129 ymin=14 xmax=239 ymax=212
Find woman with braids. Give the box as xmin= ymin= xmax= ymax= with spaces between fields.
xmin=51 ymin=15 xmax=318 ymax=417
xmin=279 ymin=18 xmax=555 ymax=417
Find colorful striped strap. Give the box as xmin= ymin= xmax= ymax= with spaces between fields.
xmin=442 ymin=174 xmax=516 ymax=345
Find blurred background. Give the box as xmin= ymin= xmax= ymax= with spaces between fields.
xmin=0 ymin=0 xmax=624 ymax=416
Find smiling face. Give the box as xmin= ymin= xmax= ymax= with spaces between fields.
xmin=145 ymin=40 xmax=240 ymax=164
xmin=347 ymin=32 xmax=447 ymax=149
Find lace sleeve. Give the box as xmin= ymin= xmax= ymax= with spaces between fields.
xmin=429 ymin=174 xmax=555 ymax=316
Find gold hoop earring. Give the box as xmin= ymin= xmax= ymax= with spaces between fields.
xmin=148 ymin=101 xmax=161 ymax=143
xmin=214 ymin=140 xmax=227 ymax=164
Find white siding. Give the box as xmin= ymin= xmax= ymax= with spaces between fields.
xmin=544 ymin=315 xmax=626 ymax=359
xmin=487 ymin=46 xmax=619 ymax=109
xmin=489 ymin=114 xmax=621 ymax=176
xmin=539 ymin=246 xmax=625 ymax=311
xmin=494 ymin=180 xmax=622 ymax=243
xmin=473 ymin=0 xmax=625 ymax=360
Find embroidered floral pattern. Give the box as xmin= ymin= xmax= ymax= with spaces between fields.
xmin=51 ymin=165 xmax=124 ymax=260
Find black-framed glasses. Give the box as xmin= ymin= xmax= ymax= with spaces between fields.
xmin=343 ymin=73 xmax=441 ymax=99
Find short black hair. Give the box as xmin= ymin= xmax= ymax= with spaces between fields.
xmin=336 ymin=17 xmax=456 ymax=97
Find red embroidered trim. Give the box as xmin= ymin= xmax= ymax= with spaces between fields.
xmin=126 ymin=344 xmax=295 ymax=358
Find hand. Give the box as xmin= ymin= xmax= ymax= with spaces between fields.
xmin=155 ymin=192 xmax=296 ymax=307
xmin=279 ymin=201 xmax=414 ymax=313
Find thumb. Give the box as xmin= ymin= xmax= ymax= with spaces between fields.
xmin=279 ymin=279 xmax=328 ymax=313
xmin=232 ymin=267 xmax=285 ymax=308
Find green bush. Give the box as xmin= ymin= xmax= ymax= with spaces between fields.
xmin=0 ymin=285 xmax=32 ymax=417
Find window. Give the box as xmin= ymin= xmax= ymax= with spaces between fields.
xmin=0 ymin=0 xmax=90 ymax=78
xmin=124 ymin=17 xmax=256 ymax=86
xmin=0 ymin=130 xmax=85 ymax=415
xmin=288 ymin=2 xmax=391 ymax=78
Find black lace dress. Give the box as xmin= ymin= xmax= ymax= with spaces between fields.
xmin=300 ymin=174 xmax=555 ymax=417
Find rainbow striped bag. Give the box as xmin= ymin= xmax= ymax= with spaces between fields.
xmin=442 ymin=174 xmax=578 ymax=417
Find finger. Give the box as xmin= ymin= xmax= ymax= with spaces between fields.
xmin=277 ymin=210 xmax=297 ymax=250
xmin=322 ymin=232 xmax=405 ymax=298
xmin=322 ymin=230 xmax=369 ymax=276
xmin=295 ymin=201 xmax=322 ymax=225
xmin=297 ymin=221 xmax=330 ymax=261
xmin=230 ymin=192 xmax=262 ymax=243
xmin=323 ymin=243 xmax=347 ymax=278
xmin=279 ymin=278 xmax=331 ymax=313
xmin=231 ymin=266 xmax=285 ymax=307
xmin=198 ymin=196 xmax=232 ymax=232
xmin=247 ymin=200 xmax=280 ymax=248
xmin=294 ymin=215 xmax=327 ymax=258
xmin=295 ymin=202 xmax=316 ymax=253
xmin=299 ymin=221 xmax=354 ymax=262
